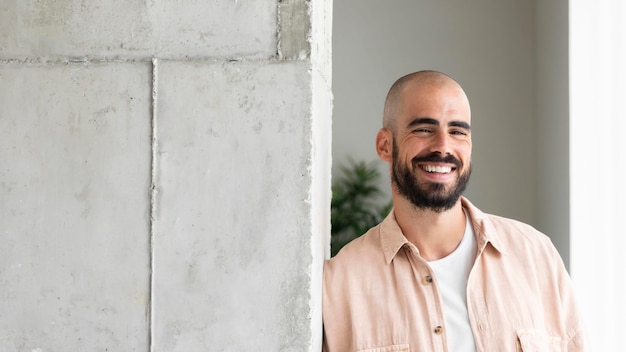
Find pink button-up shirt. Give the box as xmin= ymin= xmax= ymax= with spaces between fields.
xmin=322 ymin=197 xmax=585 ymax=351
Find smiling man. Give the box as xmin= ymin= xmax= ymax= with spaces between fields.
xmin=322 ymin=71 xmax=586 ymax=351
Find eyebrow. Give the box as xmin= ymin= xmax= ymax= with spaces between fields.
xmin=407 ymin=117 xmax=471 ymax=130
xmin=450 ymin=120 xmax=471 ymax=130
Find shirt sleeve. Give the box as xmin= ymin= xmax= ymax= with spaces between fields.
xmin=566 ymin=323 xmax=586 ymax=351
xmin=551 ymin=242 xmax=587 ymax=352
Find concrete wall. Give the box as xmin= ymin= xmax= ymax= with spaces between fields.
xmin=333 ymin=0 xmax=571 ymax=265
xmin=0 ymin=0 xmax=331 ymax=351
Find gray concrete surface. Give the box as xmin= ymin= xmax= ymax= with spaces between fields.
xmin=152 ymin=60 xmax=314 ymax=351
xmin=0 ymin=1 xmax=277 ymax=60
xmin=0 ymin=0 xmax=331 ymax=350
xmin=0 ymin=62 xmax=152 ymax=351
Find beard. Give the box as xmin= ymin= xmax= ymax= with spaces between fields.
xmin=391 ymin=142 xmax=471 ymax=213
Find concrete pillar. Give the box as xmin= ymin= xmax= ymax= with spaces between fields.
xmin=0 ymin=0 xmax=331 ymax=350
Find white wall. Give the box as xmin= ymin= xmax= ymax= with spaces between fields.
xmin=0 ymin=0 xmax=331 ymax=350
xmin=333 ymin=0 xmax=571 ymax=264
xmin=570 ymin=1 xmax=626 ymax=348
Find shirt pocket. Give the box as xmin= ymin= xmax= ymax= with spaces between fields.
xmin=516 ymin=329 xmax=561 ymax=352
xmin=357 ymin=344 xmax=410 ymax=352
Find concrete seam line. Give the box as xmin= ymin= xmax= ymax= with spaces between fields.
xmin=0 ymin=55 xmax=279 ymax=64
xmin=277 ymin=0 xmax=284 ymax=59
xmin=149 ymin=57 xmax=159 ymax=352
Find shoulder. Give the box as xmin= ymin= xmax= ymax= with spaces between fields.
xmin=486 ymin=213 xmax=548 ymax=241
xmin=477 ymin=211 xmax=564 ymax=268
xmin=486 ymin=213 xmax=553 ymax=245
xmin=325 ymin=225 xmax=385 ymax=276
xmin=463 ymin=198 xmax=552 ymax=245
xmin=462 ymin=198 xmax=560 ymax=259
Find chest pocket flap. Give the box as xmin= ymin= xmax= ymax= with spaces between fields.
xmin=517 ymin=329 xmax=561 ymax=352
xmin=357 ymin=344 xmax=410 ymax=352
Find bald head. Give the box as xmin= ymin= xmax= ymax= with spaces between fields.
xmin=383 ymin=70 xmax=468 ymax=131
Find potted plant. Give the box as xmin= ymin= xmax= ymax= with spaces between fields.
xmin=331 ymin=159 xmax=392 ymax=256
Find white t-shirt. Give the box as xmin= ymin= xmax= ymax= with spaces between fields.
xmin=428 ymin=210 xmax=477 ymax=352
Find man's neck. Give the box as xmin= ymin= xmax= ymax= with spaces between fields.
xmin=393 ymin=196 xmax=467 ymax=261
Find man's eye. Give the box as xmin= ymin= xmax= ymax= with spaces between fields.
xmin=451 ymin=130 xmax=467 ymax=136
xmin=414 ymin=128 xmax=432 ymax=133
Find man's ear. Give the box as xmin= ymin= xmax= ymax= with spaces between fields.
xmin=376 ymin=128 xmax=393 ymax=162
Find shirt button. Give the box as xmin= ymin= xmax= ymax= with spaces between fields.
xmin=423 ymin=275 xmax=433 ymax=285
xmin=434 ymin=326 xmax=444 ymax=335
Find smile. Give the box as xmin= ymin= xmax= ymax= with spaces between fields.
xmin=421 ymin=165 xmax=453 ymax=173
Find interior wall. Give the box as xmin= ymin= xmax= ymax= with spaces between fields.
xmin=534 ymin=0 xmax=569 ymax=267
xmin=0 ymin=0 xmax=331 ymax=350
xmin=333 ymin=0 xmax=572 ymax=264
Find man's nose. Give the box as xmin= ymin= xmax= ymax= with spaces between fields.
xmin=430 ymin=131 xmax=452 ymax=155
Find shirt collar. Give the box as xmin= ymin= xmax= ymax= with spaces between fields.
xmin=379 ymin=196 xmax=507 ymax=264
xmin=379 ymin=210 xmax=410 ymax=264
xmin=461 ymin=197 xmax=508 ymax=255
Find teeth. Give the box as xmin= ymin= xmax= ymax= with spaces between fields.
xmin=423 ymin=165 xmax=452 ymax=173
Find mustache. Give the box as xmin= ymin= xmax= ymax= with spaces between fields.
xmin=411 ymin=153 xmax=462 ymax=168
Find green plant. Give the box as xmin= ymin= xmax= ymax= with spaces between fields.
xmin=331 ymin=159 xmax=392 ymax=256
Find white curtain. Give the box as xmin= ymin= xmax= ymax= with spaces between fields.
xmin=570 ymin=0 xmax=626 ymax=350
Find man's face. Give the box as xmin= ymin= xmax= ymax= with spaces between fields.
xmin=389 ymin=82 xmax=472 ymax=212
xmin=392 ymin=140 xmax=471 ymax=212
